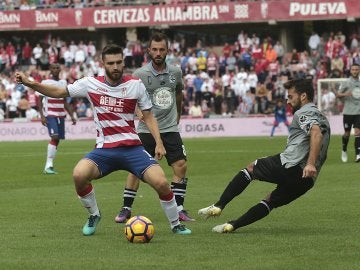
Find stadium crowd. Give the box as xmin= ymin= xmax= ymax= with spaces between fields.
xmin=0 ymin=29 xmax=359 ymax=122
xmin=0 ymin=0 xmax=248 ymax=10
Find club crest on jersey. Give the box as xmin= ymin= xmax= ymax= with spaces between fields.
xmin=299 ymin=115 xmax=308 ymax=124
xmin=120 ymin=87 xmax=127 ymax=97
xmin=169 ymin=73 xmax=176 ymax=84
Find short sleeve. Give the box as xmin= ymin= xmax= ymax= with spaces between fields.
xmin=296 ymin=110 xmax=319 ymax=135
xmin=67 ymin=77 xmax=89 ymax=98
xmin=137 ymin=80 xmax=152 ymax=111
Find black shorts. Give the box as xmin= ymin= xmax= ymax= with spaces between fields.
xmin=253 ymin=154 xmax=314 ymax=209
xmin=343 ymin=114 xmax=360 ymax=131
xmin=139 ymin=132 xmax=187 ymax=166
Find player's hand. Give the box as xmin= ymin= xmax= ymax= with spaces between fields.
xmin=15 ymin=72 xmax=30 ymax=86
xmin=302 ymin=164 xmax=317 ymax=179
xmin=41 ymin=116 xmax=47 ymax=127
xmin=154 ymin=143 xmax=166 ymax=160
xmin=71 ymin=117 xmax=77 ymax=125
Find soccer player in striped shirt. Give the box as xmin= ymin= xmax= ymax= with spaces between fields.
xmin=38 ymin=63 xmax=76 ymax=174
xmin=15 ymin=44 xmax=191 ymax=236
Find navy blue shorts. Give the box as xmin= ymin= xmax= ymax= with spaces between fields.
xmin=46 ymin=117 xmax=65 ymax=139
xmin=84 ymin=145 xmax=158 ymax=179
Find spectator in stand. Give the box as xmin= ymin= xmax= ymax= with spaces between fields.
xmin=17 ymin=94 xmax=29 ymax=118
xmin=226 ymin=52 xmax=237 ymax=73
xmin=196 ymin=51 xmax=207 ymax=72
xmin=207 ymin=52 xmax=218 ymax=78
xmin=222 ymin=42 xmax=232 ymax=59
xmin=330 ymin=51 xmax=344 ymax=78
xmin=255 ymin=82 xmax=269 ymax=114
xmin=290 ymin=48 xmax=300 ymax=65
xmin=188 ymin=101 xmax=203 ymax=118
xmin=0 ymin=82 xmax=7 ymax=112
xmin=132 ymin=40 xmax=143 ymax=68
xmin=213 ymin=88 xmax=223 ymax=115
xmin=248 ymin=66 xmax=258 ymax=94
xmin=265 ymin=44 xmax=277 ymax=63
xmin=184 ymin=70 xmax=196 ymax=102
xmin=251 ymin=43 xmax=263 ymax=62
xmin=25 ymin=105 xmax=39 ymax=120
xmin=193 ymin=72 xmax=203 ymax=106
xmin=6 ymin=95 xmax=18 ymax=119
xmin=238 ymin=89 xmax=253 ymax=115
xmin=75 ymin=98 xmax=87 ymax=118
xmin=32 ymin=43 xmax=43 ymax=69
xmin=63 ymin=43 xmax=74 ymax=68
xmin=274 ymin=41 xmax=285 ymax=64
xmin=22 ymin=41 xmax=32 ymax=65
xmin=123 ymin=43 xmax=133 ymax=69
xmin=308 ymin=31 xmax=321 ymax=52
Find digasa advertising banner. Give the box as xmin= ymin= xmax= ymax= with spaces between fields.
xmin=0 ymin=0 xmax=359 ymax=31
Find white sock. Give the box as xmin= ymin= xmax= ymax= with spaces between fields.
xmin=78 ymin=187 xmax=100 ymax=216
xmin=45 ymin=143 xmax=57 ymax=169
xmin=160 ymin=195 xmax=180 ymax=229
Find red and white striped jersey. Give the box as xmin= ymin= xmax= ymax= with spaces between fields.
xmin=41 ymin=79 xmax=67 ymax=118
xmin=67 ymin=75 xmax=152 ymax=149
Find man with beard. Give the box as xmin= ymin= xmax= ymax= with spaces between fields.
xmin=336 ymin=63 xmax=360 ymax=163
xmin=15 ymin=44 xmax=191 ymax=236
xmin=115 ymin=32 xmax=195 ymax=223
xmin=198 ymin=77 xmax=330 ymax=233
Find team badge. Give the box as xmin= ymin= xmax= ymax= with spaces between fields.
xmin=120 ymin=87 xmax=127 ymax=97
xmin=299 ymin=115 xmax=308 ymax=124
xmin=169 ymin=73 xmax=176 ymax=84
xmin=352 ymin=87 xmax=360 ymax=99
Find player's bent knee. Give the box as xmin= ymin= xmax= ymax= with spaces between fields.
xmin=246 ymin=162 xmax=255 ymax=174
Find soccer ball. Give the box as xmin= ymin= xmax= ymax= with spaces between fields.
xmin=124 ymin=215 xmax=155 ymax=243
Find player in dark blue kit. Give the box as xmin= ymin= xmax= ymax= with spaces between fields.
xmin=270 ymin=99 xmax=290 ymax=137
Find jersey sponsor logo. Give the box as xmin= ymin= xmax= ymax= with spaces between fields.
xmin=97 ymin=87 xmax=108 ymax=93
xmin=352 ymin=87 xmax=360 ymax=99
xmin=153 ymin=87 xmax=173 ymax=109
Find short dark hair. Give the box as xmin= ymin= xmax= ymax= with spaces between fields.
xmin=148 ymin=31 xmax=169 ymax=49
xmin=351 ymin=63 xmax=360 ymax=68
xmin=101 ymin=44 xmax=123 ymax=60
xmin=284 ymin=76 xmax=314 ymax=101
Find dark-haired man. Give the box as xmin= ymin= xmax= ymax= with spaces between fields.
xmin=198 ymin=77 xmax=330 ymax=233
xmin=115 ymin=32 xmax=195 ymax=223
xmin=15 ymin=44 xmax=191 ymax=236
xmin=38 ymin=63 xmax=76 ymax=174
xmin=336 ymin=63 xmax=360 ymax=162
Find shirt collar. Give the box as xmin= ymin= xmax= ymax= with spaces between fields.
xmin=148 ymin=61 xmax=169 ymax=76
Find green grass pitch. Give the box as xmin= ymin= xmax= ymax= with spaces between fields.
xmin=0 ymin=136 xmax=359 ymax=269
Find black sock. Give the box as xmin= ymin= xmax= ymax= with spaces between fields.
xmin=342 ymin=135 xmax=349 ymax=152
xmin=355 ymin=136 xmax=360 ymax=155
xmin=123 ymin=188 xmax=137 ymax=209
xmin=230 ymin=201 xmax=272 ymax=230
xmin=171 ymin=178 xmax=187 ymax=207
xmin=215 ymin=169 xmax=252 ymax=209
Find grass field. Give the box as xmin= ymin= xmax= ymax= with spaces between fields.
xmin=0 ymin=136 xmax=359 ymax=270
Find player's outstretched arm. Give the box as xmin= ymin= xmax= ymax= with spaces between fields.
xmin=142 ymin=110 xmax=166 ymax=160
xmin=15 ymin=72 xmax=69 ymax=98
xmin=303 ymin=124 xmax=322 ymax=179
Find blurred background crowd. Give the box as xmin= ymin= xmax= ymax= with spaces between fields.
xmin=0 ymin=3 xmax=359 ymax=122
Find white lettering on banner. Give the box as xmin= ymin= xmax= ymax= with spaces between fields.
xmin=94 ymin=8 xmax=150 ymax=24
xmin=234 ymin=4 xmax=249 ymax=19
xmin=0 ymin=12 xmax=20 ymax=24
xmin=153 ymin=5 xmax=218 ymax=22
xmin=182 ymin=123 xmax=225 ymax=133
xmin=289 ymin=2 xmax=347 ymax=16
xmin=35 ymin=11 xmax=59 ymax=23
